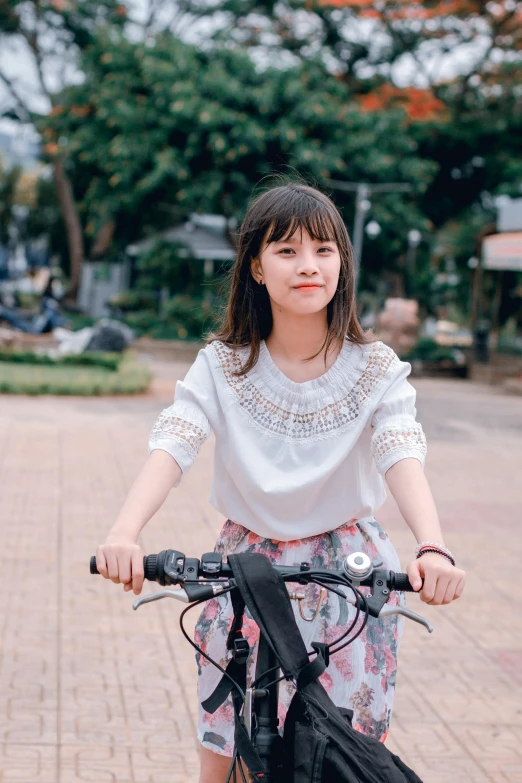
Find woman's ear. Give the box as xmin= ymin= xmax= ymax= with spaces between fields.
xmin=250 ymin=258 xmax=263 ymax=285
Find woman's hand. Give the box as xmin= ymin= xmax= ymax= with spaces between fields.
xmin=407 ymin=552 xmax=466 ymax=605
xmin=96 ymin=533 xmax=145 ymax=595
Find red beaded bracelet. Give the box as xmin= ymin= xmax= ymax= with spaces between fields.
xmin=416 ymin=547 xmax=455 ymax=567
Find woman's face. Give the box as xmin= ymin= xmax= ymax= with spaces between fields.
xmin=253 ymin=228 xmax=341 ymax=318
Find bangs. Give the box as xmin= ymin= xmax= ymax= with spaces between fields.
xmin=262 ymin=191 xmax=341 ymax=246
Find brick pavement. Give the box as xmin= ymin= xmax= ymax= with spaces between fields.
xmin=1 ymin=360 xmax=521 ymax=782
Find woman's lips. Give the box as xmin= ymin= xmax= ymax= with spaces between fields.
xmin=295 ymin=284 xmax=322 ymax=290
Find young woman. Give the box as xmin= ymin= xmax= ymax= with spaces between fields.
xmin=96 ymin=182 xmax=466 ymax=783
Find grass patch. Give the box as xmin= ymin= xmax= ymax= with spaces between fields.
xmin=0 ymin=348 xmax=124 ymax=371
xmin=0 ymin=352 xmax=152 ymax=395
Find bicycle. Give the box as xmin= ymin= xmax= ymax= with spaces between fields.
xmin=90 ymin=548 xmax=432 ymax=782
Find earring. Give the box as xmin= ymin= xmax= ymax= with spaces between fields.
xmin=259 ymin=277 xmax=264 ymax=285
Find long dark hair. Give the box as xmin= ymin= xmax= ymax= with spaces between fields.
xmin=210 ymin=181 xmax=371 ymax=375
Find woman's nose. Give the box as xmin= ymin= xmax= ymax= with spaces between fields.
xmin=297 ymin=253 xmax=320 ymax=274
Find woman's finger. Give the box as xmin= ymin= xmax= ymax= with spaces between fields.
xmin=420 ymin=571 xmax=437 ymax=603
xmin=428 ymin=576 xmax=450 ymax=605
xmin=442 ymin=580 xmax=456 ymax=605
xmin=105 ymin=549 xmax=121 ymax=583
xmin=453 ymin=575 xmax=466 ymax=600
xmin=406 ymin=560 xmax=423 ymax=592
xmin=95 ymin=546 xmax=108 ymax=578
xmin=117 ymin=553 xmax=131 ymax=587
xmin=131 ymin=549 xmax=145 ymax=595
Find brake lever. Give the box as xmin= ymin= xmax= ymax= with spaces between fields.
xmin=342 ymin=592 xmax=433 ymax=633
xmin=132 ymin=580 xmax=231 ymax=610
xmin=133 ymin=588 xmax=190 ymax=609
xmin=379 ymin=604 xmax=433 ymax=633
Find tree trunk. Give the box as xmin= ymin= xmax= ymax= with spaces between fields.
xmin=91 ymin=219 xmax=116 ymax=259
xmin=51 ymin=156 xmax=84 ymax=301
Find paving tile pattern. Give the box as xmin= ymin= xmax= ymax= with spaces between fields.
xmin=1 ymin=362 xmax=521 ymax=782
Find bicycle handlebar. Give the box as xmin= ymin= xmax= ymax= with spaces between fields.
xmin=90 ymin=548 xmax=433 ymax=631
xmin=90 ymin=549 xmax=416 ymax=592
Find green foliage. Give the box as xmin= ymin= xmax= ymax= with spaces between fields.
xmin=121 ymin=294 xmax=216 ymax=340
xmin=0 ymin=349 xmax=124 ymax=371
xmin=42 ymin=32 xmax=434 ymax=287
xmin=175 ymin=0 xmax=522 ymax=314
xmin=109 ymin=289 xmax=158 ymax=312
xmin=183 ymin=0 xmax=522 ymax=121
xmin=65 ymin=314 xmax=97 ymax=330
xmin=0 ymin=163 xmax=20 ymax=244
xmin=0 ymin=0 xmax=127 ymax=58
xmin=22 ymin=175 xmax=69 ymax=270
xmin=134 ymin=239 xmax=203 ymax=294
xmin=403 ymin=338 xmax=462 ymax=363
xmin=162 ymin=294 xmax=216 ymax=337
xmin=120 ymin=309 xmax=160 ymax=333
xmin=3 ymin=1 xmax=520 ymax=327
xmin=0 ymin=352 xmax=151 ymax=395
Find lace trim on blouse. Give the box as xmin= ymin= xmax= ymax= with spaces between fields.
xmin=149 ymin=400 xmax=210 ymax=462
xmin=371 ymin=414 xmax=427 ymax=472
xmin=210 ymin=340 xmax=400 ymax=442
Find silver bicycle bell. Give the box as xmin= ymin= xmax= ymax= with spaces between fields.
xmin=343 ymin=551 xmax=372 ymax=580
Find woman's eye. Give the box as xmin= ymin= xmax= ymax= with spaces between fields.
xmin=318 ymin=247 xmax=334 ymax=253
xmin=279 ymin=248 xmax=295 ymax=255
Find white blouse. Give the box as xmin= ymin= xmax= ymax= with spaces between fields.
xmin=149 ymin=339 xmax=427 ymax=541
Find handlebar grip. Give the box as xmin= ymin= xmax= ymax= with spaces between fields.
xmin=391 ymin=572 xmax=418 ymax=592
xmin=89 ymin=555 xmax=157 ymax=580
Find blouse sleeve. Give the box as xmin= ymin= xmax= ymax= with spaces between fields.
xmin=148 ymin=349 xmax=213 ymax=484
xmin=370 ymin=357 xmax=427 ymax=477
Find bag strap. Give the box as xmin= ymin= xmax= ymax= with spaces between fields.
xmin=296 ymin=643 xmax=328 ymax=688
xmin=203 ymin=552 xmax=328 ymax=714
xmin=201 ymin=586 xmax=247 ymax=714
xmin=228 ymin=552 xmax=312 ymax=677
xmin=200 ymin=551 xmax=328 ymax=776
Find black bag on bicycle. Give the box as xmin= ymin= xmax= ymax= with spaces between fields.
xmin=202 ymin=551 xmax=424 ymax=783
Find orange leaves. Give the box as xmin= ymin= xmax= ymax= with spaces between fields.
xmin=43 ymin=142 xmax=59 ymax=156
xmin=359 ymin=84 xmax=447 ymax=121
xmin=317 ymin=0 xmax=476 ymax=20
xmin=70 ymin=104 xmax=91 ymax=117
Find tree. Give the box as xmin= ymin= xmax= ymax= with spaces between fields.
xmin=178 ymin=0 xmax=522 ymax=101
xmin=0 ymin=0 xmax=127 ymax=298
xmin=40 ymin=30 xmax=435 ymax=295
xmin=177 ymin=0 xmax=522 ymax=229
xmin=0 ymin=162 xmax=20 ymax=246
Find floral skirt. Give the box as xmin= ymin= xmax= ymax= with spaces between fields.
xmin=195 ymin=517 xmax=405 ymax=757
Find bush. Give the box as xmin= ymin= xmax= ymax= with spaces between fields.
xmin=161 ymin=295 xmax=215 ymax=338
xmin=119 ymin=295 xmax=220 ymax=340
xmin=403 ymin=338 xmax=459 ymax=363
xmin=110 ymin=290 xmax=158 ymax=313
xmin=15 ymin=292 xmax=40 ymax=311
xmin=120 ymin=309 xmax=159 ymax=332
xmin=0 ymin=352 xmax=151 ymax=395
xmin=0 ymin=348 xmax=124 ymax=371
xmin=64 ymin=314 xmax=96 ymax=330
xmin=135 ymin=239 xmax=203 ymax=295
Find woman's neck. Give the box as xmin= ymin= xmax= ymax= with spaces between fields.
xmin=265 ymin=310 xmax=332 ymax=364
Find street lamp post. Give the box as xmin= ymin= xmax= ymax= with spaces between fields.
xmin=351 ymin=184 xmax=371 ymax=280
xmin=406 ymin=229 xmax=422 ymax=298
